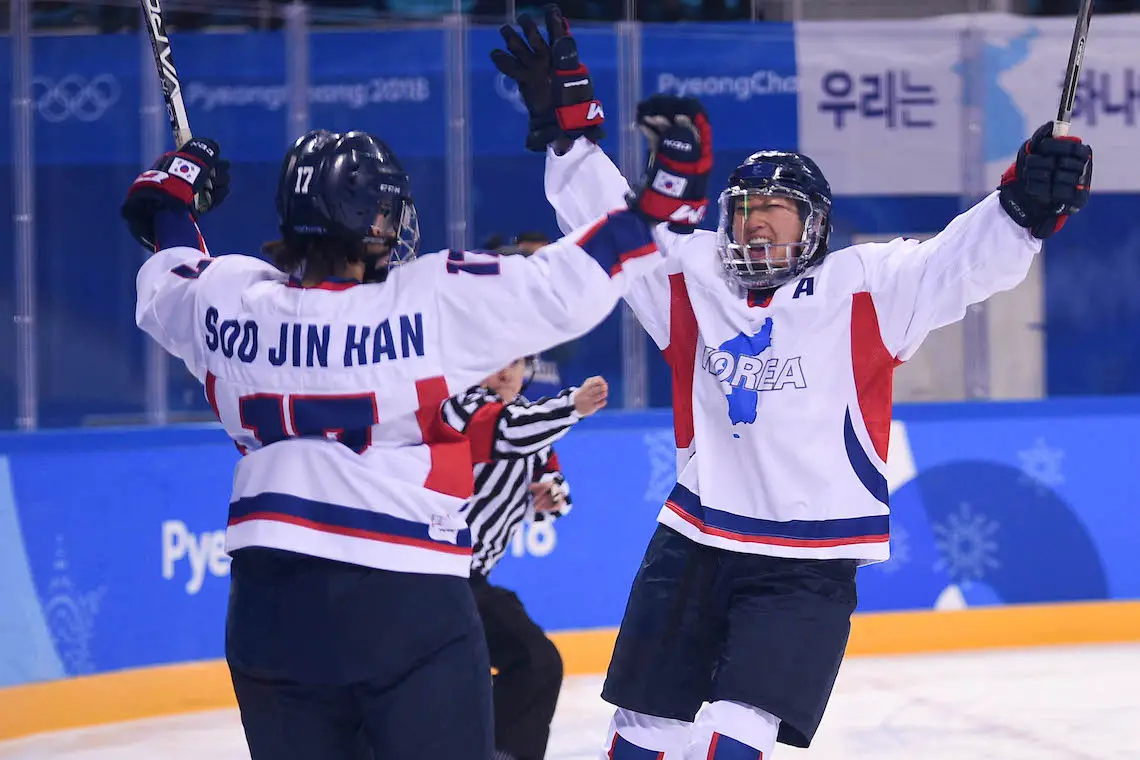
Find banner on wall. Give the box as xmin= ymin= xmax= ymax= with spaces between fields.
xmin=1 ymin=401 xmax=1139 ymax=687
xmin=9 ymin=30 xmax=447 ymax=167
xmin=793 ymin=14 xmax=1140 ymax=196
xmin=641 ymin=23 xmax=799 ymax=154
xmin=795 ymin=20 xmax=963 ymax=196
xmin=9 ymin=15 xmax=1139 ymax=184
xmin=965 ymin=13 xmax=1140 ymax=192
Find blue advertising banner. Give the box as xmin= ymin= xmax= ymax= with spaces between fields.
xmin=2 ymin=16 xmax=1140 ymax=430
xmin=643 ymin=22 xmax=798 ymax=155
xmin=1 ymin=398 xmax=1138 ymax=687
xmin=467 ymin=25 xmax=621 ymax=247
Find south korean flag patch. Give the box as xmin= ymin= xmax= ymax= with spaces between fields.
xmin=168 ymin=156 xmax=202 ymax=185
xmin=652 ymin=170 xmax=687 ymax=198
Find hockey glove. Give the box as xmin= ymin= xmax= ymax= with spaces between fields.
xmin=628 ymin=94 xmax=714 ymax=234
xmin=998 ymin=122 xmax=1092 ymax=239
xmin=490 ymin=4 xmax=605 ymax=153
xmin=121 ymin=137 xmax=231 ymax=250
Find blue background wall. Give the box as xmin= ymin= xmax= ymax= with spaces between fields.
xmin=3 ymin=17 xmax=1139 ymax=429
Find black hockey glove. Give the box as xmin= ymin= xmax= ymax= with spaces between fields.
xmin=998 ymin=122 xmax=1092 ymax=239
xmin=627 ymin=95 xmax=714 ymax=234
xmin=490 ymin=4 xmax=605 ymax=153
xmin=121 ymin=137 xmax=231 ymax=250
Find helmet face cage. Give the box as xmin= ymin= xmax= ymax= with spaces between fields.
xmin=716 ymin=185 xmax=830 ymax=290
xmin=368 ymin=197 xmax=420 ymax=269
xmin=716 ymin=152 xmax=833 ymax=291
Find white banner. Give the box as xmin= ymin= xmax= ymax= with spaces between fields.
xmin=796 ymin=20 xmax=964 ymax=196
xmin=972 ymin=13 xmax=1140 ymax=193
xmin=797 ymin=14 xmax=1140 ymax=196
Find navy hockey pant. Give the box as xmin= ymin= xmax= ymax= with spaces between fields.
xmin=225 ymin=547 xmax=493 ymax=760
xmin=602 ymin=525 xmax=858 ymax=748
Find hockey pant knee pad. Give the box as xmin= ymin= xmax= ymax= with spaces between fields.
xmin=601 ymin=708 xmax=690 ymax=759
xmin=684 ymin=700 xmax=779 ymax=759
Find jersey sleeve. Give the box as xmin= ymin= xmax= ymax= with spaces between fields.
xmin=134 ymin=210 xmax=213 ymax=380
xmin=439 ymin=385 xmax=506 ymax=465
xmin=437 ymin=208 xmax=663 ymax=384
xmin=492 ymin=391 xmax=580 ymax=458
xmin=135 ymin=209 xmax=281 ymax=383
xmin=440 ymin=386 xmax=580 ymax=463
xmin=544 ymin=137 xmax=676 ymax=350
xmin=544 ymin=138 xmax=630 ymax=235
xmin=857 ymin=191 xmax=1042 ymax=361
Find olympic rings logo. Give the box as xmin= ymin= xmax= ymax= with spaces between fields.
xmin=30 ymin=74 xmax=121 ymax=123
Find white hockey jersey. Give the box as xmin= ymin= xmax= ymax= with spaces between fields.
xmin=546 ymin=138 xmax=1040 ymax=564
xmin=136 ymin=212 xmax=658 ymax=577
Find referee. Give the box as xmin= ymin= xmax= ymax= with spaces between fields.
xmin=441 ymin=357 xmax=608 ymax=760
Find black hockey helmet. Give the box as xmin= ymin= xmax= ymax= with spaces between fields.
xmin=275 ymin=129 xmax=419 ymax=281
xmin=716 ymin=150 xmax=833 ymax=290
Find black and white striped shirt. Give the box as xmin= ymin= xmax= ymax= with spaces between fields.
xmin=441 ymin=385 xmax=581 ymax=576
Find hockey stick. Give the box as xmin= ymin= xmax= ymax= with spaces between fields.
xmin=139 ymin=0 xmax=204 ymax=211
xmin=1054 ymin=0 xmax=1095 ymax=137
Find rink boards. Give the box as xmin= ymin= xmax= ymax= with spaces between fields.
xmin=2 ymin=397 xmax=1140 ymax=738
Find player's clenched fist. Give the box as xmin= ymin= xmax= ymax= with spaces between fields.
xmin=998 ymin=122 xmax=1092 ymax=239
xmin=572 ymin=376 xmax=608 ymax=417
xmin=121 ymin=137 xmax=231 ymax=250
xmin=627 ymin=94 xmax=714 ymax=234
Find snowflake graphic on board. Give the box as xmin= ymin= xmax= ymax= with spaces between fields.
xmin=874 ymin=522 xmax=911 ymax=575
xmin=643 ymin=430 xmax=678 ymax=504
xmin=40 ymin=535 xmax=106 ymax=676
xmin=932 ymin=502 xmax=1000 ymax=587
xmin=1017 ymin=438 xmax=1065 ymax=495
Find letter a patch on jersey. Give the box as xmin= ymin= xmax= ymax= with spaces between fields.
xmin=793 ymin=276 xmax=815 ymax=299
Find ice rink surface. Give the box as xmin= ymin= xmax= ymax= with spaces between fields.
xmin=2 ymin=644 xmax=1137 ymax=759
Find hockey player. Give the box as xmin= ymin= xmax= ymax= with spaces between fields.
xmin=492 ymin=7 xmax=1093 ymax=758
xmin=121 ymin=111 xmax=711 ymax=758
xmin=442 ymin=360 xmax=608 ymax=760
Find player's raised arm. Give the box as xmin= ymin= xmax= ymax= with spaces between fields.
xmin=492 ymin=6 xmax=711 ymax=234
xmin=492 ymin=8 xmax=712 ymax=352
xmin=546 ymin=94 xmax=714 ymax=350
xmin=859 ymin=122 xmax=1092 ymax=361
xmin=490 ymin=5 xmax=622 ymax=231
xmin=124 ymin=138 xmax=237 ymax=378
xmin=435 ymin=207 xmax=659 ymax=381
xmin=448 ymin=6 xmax=721 ymax=380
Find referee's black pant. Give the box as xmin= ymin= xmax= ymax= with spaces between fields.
xmin=470 ymin=573 xmax=564 ymax=760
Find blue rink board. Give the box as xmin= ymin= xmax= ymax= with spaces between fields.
xmin=0 ymin=397 xmax=1138 ymax=687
